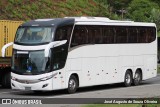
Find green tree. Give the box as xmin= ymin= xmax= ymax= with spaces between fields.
xmin=151 ymin=0 xmax=160 ymax=5
xmin=151 ymin=8 xmax=160 ymax=33
xmin=107 ymin=0 xmax=132 ymax=10
xmin=127 ymin=0 xmax=159 ymax=22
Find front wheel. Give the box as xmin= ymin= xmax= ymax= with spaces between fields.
xmin=124 ymin=70 xmax=132 ymax=87
xmin=67 ymin=75 xmax=78 ymax=94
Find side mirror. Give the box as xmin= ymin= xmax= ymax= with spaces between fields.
xmin=1 ymin=42 xmax=13 ymax=57
xmin=44 ymin=40 xmax=67 ymax=57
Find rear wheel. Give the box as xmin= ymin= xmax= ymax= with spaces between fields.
xmin=133 ymin=70 xmax=142 ymax=86
xmin=67 ymin=75 xmax=78 ymax=94
xmin=124 ymin=70 xmax=132 ymax=87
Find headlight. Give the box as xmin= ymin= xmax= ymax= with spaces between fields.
xmin=39 ymin=75 xmax=53 ymax=81
xmin=39 ymin=73 xmax=58 ymax=81
xmin=11 ymin=76 xmax=16 ymax=81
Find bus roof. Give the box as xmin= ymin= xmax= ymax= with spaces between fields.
xmin=21 ymin=17 xmax=156 ymax=27
xmin=66 ymin=17 xmax=156 ymax=27
xmin=21 ymin=18 xmax=75 ymax=27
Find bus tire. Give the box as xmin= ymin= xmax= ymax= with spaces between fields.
xmin=2 ymin=72 xmax=11 ymax=88
xmin=133 ymin=70 xmax=142 ymax=86
xmin=67 ymin=75 xmax=78 ymax=94
xmin=124 ymin=70 xmax=132 ymax=87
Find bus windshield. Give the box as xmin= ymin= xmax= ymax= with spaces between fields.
xmin=15 ymin=27 xmax=53 ymax=44
xmin=12 ymin=50 xmax=50 ymax=75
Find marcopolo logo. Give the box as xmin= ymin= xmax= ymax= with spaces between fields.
xmin=2 ymin=99 xmax=11 ymax=104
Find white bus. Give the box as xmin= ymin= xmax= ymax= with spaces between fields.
xmin=4 ymin=17 xmax=157 ymax=93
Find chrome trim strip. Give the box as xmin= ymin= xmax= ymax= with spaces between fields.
xmin=14 ymin=79 xmax=41 ymax=84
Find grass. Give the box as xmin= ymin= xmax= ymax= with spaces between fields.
xmin=158 ymin=31 xmax=160 ymax=37
xmin=0 ymin=0 xmax=111 ymax=21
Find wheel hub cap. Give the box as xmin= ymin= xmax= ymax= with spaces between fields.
xmin=69 ymin=79 xmax=76 ymax=90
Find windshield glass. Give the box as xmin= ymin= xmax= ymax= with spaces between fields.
xmin=15 ymin=27 xmax=52 ymax=44
xmin=12 ymin=50 xmax=50 ymax=75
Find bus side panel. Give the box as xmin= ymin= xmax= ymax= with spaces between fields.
xmin=96 ymin=57 xmax=106 ymax=85
xmin=105 ymin=57 xmax=120 ymax=84
xmin=118 ymin=56 xmax=134 ymax=82
xmin=65 ymin=56 xmax=82 ymax=88
xmin=52 ymin=69 xmax=67 ymax=90
xmin=133 ymin=55 xmax=144 ymax=78
xmin=143 ymin=55 xmax=157 ymax=80
xmin=81 ymin=57 xmax=97 ymax=86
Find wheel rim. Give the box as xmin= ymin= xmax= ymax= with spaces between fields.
xmin=126 ymin=74 xmax=131 ymax=84
xmin=134 ymin=72 xmax=141 ymax=83
xmin=69 ymin=79 xmax=76 ymax=90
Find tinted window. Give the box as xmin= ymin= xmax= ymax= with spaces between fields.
xmin=138 ymin=28 xmax=147 ymax=43
xmin=116 ymin=27 xmax=127 ymax=43
xmin=88 ymin=26 xmax=102 ymax=44
xmin=128 ymin=27 xmax=138 ymax=43
xmin=71 ymin=26 xmax=87 ymax=47
xmin=146 ymin=27 xmax=156 ymax=43
xmin=103 ymin=27 xmax=115 ymax=43
xmin=54 ymin=25 xmax=73 ymax=42
xmin=51 ymin=45 xmax=68 ymax=71
xmin=70 ymin=25 xmax=156 ymax=47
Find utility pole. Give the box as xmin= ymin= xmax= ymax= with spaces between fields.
xmin=117 ymin=8 xmax=127 ymax=20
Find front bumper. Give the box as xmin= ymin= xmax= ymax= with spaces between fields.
xmin=11 ymin=78 xmax=53 ymax=91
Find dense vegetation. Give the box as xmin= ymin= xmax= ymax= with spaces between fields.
xmin=0 ymin=0 xmax=160 ymax=33
xmin=96 ymin=0 xmax=160 ymax=34
xmin=0 ymin=0 xmax=109 ymax=20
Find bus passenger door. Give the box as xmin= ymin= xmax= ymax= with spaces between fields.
xmin=52 ymin=23 xmax=74 ymax=89
xmin=51 ymin=44 xmax=68 ymax=90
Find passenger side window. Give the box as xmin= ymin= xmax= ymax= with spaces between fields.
xmin=70 ymin=25 xmax=156 ymax=46
xmin=103 ymin=27 xmax=115 ymax=43
xmin=71 ymin=26 xmax=87 ymax=47
xmin=86 ymin=26 xmax=104 ymax=44
xmin=54 ymin=25 xmax=73 ymax=42
xmin=116 ymin=27 xmax=127 ymax=43
xmin=146 ymin=28 xmax=156 ymax=43
xmin=51 ymin=45 xmax=67 ymax=71
xmin=128 ymin=27 xmax=138 ymax=43
xmin=138 ymin=28 xmax=146 ymax=43
xmin=88 ymin=28 xmax=96 ymax=44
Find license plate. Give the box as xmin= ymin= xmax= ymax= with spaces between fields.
xmin=25 ymin=87 xmax=31 ymax=91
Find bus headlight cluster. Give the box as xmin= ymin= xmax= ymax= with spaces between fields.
xmin=39 ymin=73 xmax=58 ymax=81
xmin=11 ymin=76 xmax=16 ymax=81
xmin=39 ymin=75 xmax=53 ymax=81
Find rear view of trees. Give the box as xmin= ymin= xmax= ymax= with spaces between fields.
xmin=96 ymin=0 xmax=160 ymax=35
